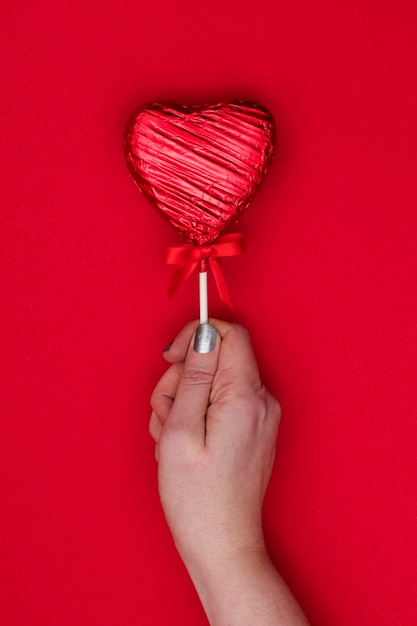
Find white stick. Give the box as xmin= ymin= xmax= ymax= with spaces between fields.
xmin=199 ymin=271 xmax=208 ymax=324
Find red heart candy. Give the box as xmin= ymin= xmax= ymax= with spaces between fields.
xmin=124 ymin=100 xmax=276 ymax=246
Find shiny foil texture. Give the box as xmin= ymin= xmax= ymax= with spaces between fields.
xmin=124 ymin=100 xmax=276 ymax=246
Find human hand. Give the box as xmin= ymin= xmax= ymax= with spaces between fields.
xmin=149 ymin=319 xmax=280 ymax=569
xmin=149 ymin=320 xmax=310 ymax=625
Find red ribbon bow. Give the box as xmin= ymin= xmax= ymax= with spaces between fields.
xmin=162 ymin=233 xmax=246 ymax=308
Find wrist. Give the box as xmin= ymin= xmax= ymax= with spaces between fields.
xmin=181 ymin=541 xmax=270 ymax=618
xmin=181 ymin=537 xmax=268 ymax=582
xmin=178 ymin=541 xmax=310 ymax=626
xmin=173 ymin=518 xmax=267 ymax=578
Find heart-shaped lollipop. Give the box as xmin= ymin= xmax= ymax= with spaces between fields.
xmin=124 ymin=99 xmax=276 ymax=320
xmin=124 ymin=100 xmax=275 ymax=246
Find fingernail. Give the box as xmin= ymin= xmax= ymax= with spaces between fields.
xmin=194 ymin=324 xmax=217 ymax=353
xmin=163 ymin=341 xmax=173 ymax=353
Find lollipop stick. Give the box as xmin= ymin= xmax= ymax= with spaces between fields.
xmin=199 ymin=270 xmax=208 ymax=324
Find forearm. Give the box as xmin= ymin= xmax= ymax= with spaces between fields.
xmin=183 ymin=546 xmax=310 ymax=626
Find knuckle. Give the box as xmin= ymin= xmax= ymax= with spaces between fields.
xmin=150 ymin=387 xmax=165 ymax=412
xmin=253 ymin=392 xmax=269 ymax=421
xmin=232 ymin=386 xmax=280 ymax=427
xmin=150 ymin=394 xmax=162 ymax=416
xmin=233 ymin=389 xmax=268 ymax=419
xmin=148 ymin=420 xmax=159 ymax=443
xmin=267 ymin=393 xmax=282 ymax=422
xmin=181 ymin=367 xmax=214 ymax=387
xmin=232 ymin=323 xmax=251 ymax=342
xmin=150 ymin=390 xmax=158 ymax=411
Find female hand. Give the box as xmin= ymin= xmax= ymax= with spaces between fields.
xmin=149 ymin=320 xmax=309 ymax=626
xmin=150 ymin=319 xmax=280 ymax=563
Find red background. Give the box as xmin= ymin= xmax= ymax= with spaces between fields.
xmin=1 ymin=1 xmax=417 ymax=624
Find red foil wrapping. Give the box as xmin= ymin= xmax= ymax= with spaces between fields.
xmin=124 ymin=100 xmax=276 ymax=246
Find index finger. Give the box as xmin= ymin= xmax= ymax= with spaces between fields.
xmin=211 ymin=322 xmax=263 ymax=402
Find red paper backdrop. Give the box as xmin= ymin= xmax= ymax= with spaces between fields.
xmin=1 ymin=1 xmax=417 ymax=624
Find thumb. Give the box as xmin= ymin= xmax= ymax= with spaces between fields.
xmin=166 ymin=323 xmax=220 ymax=448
